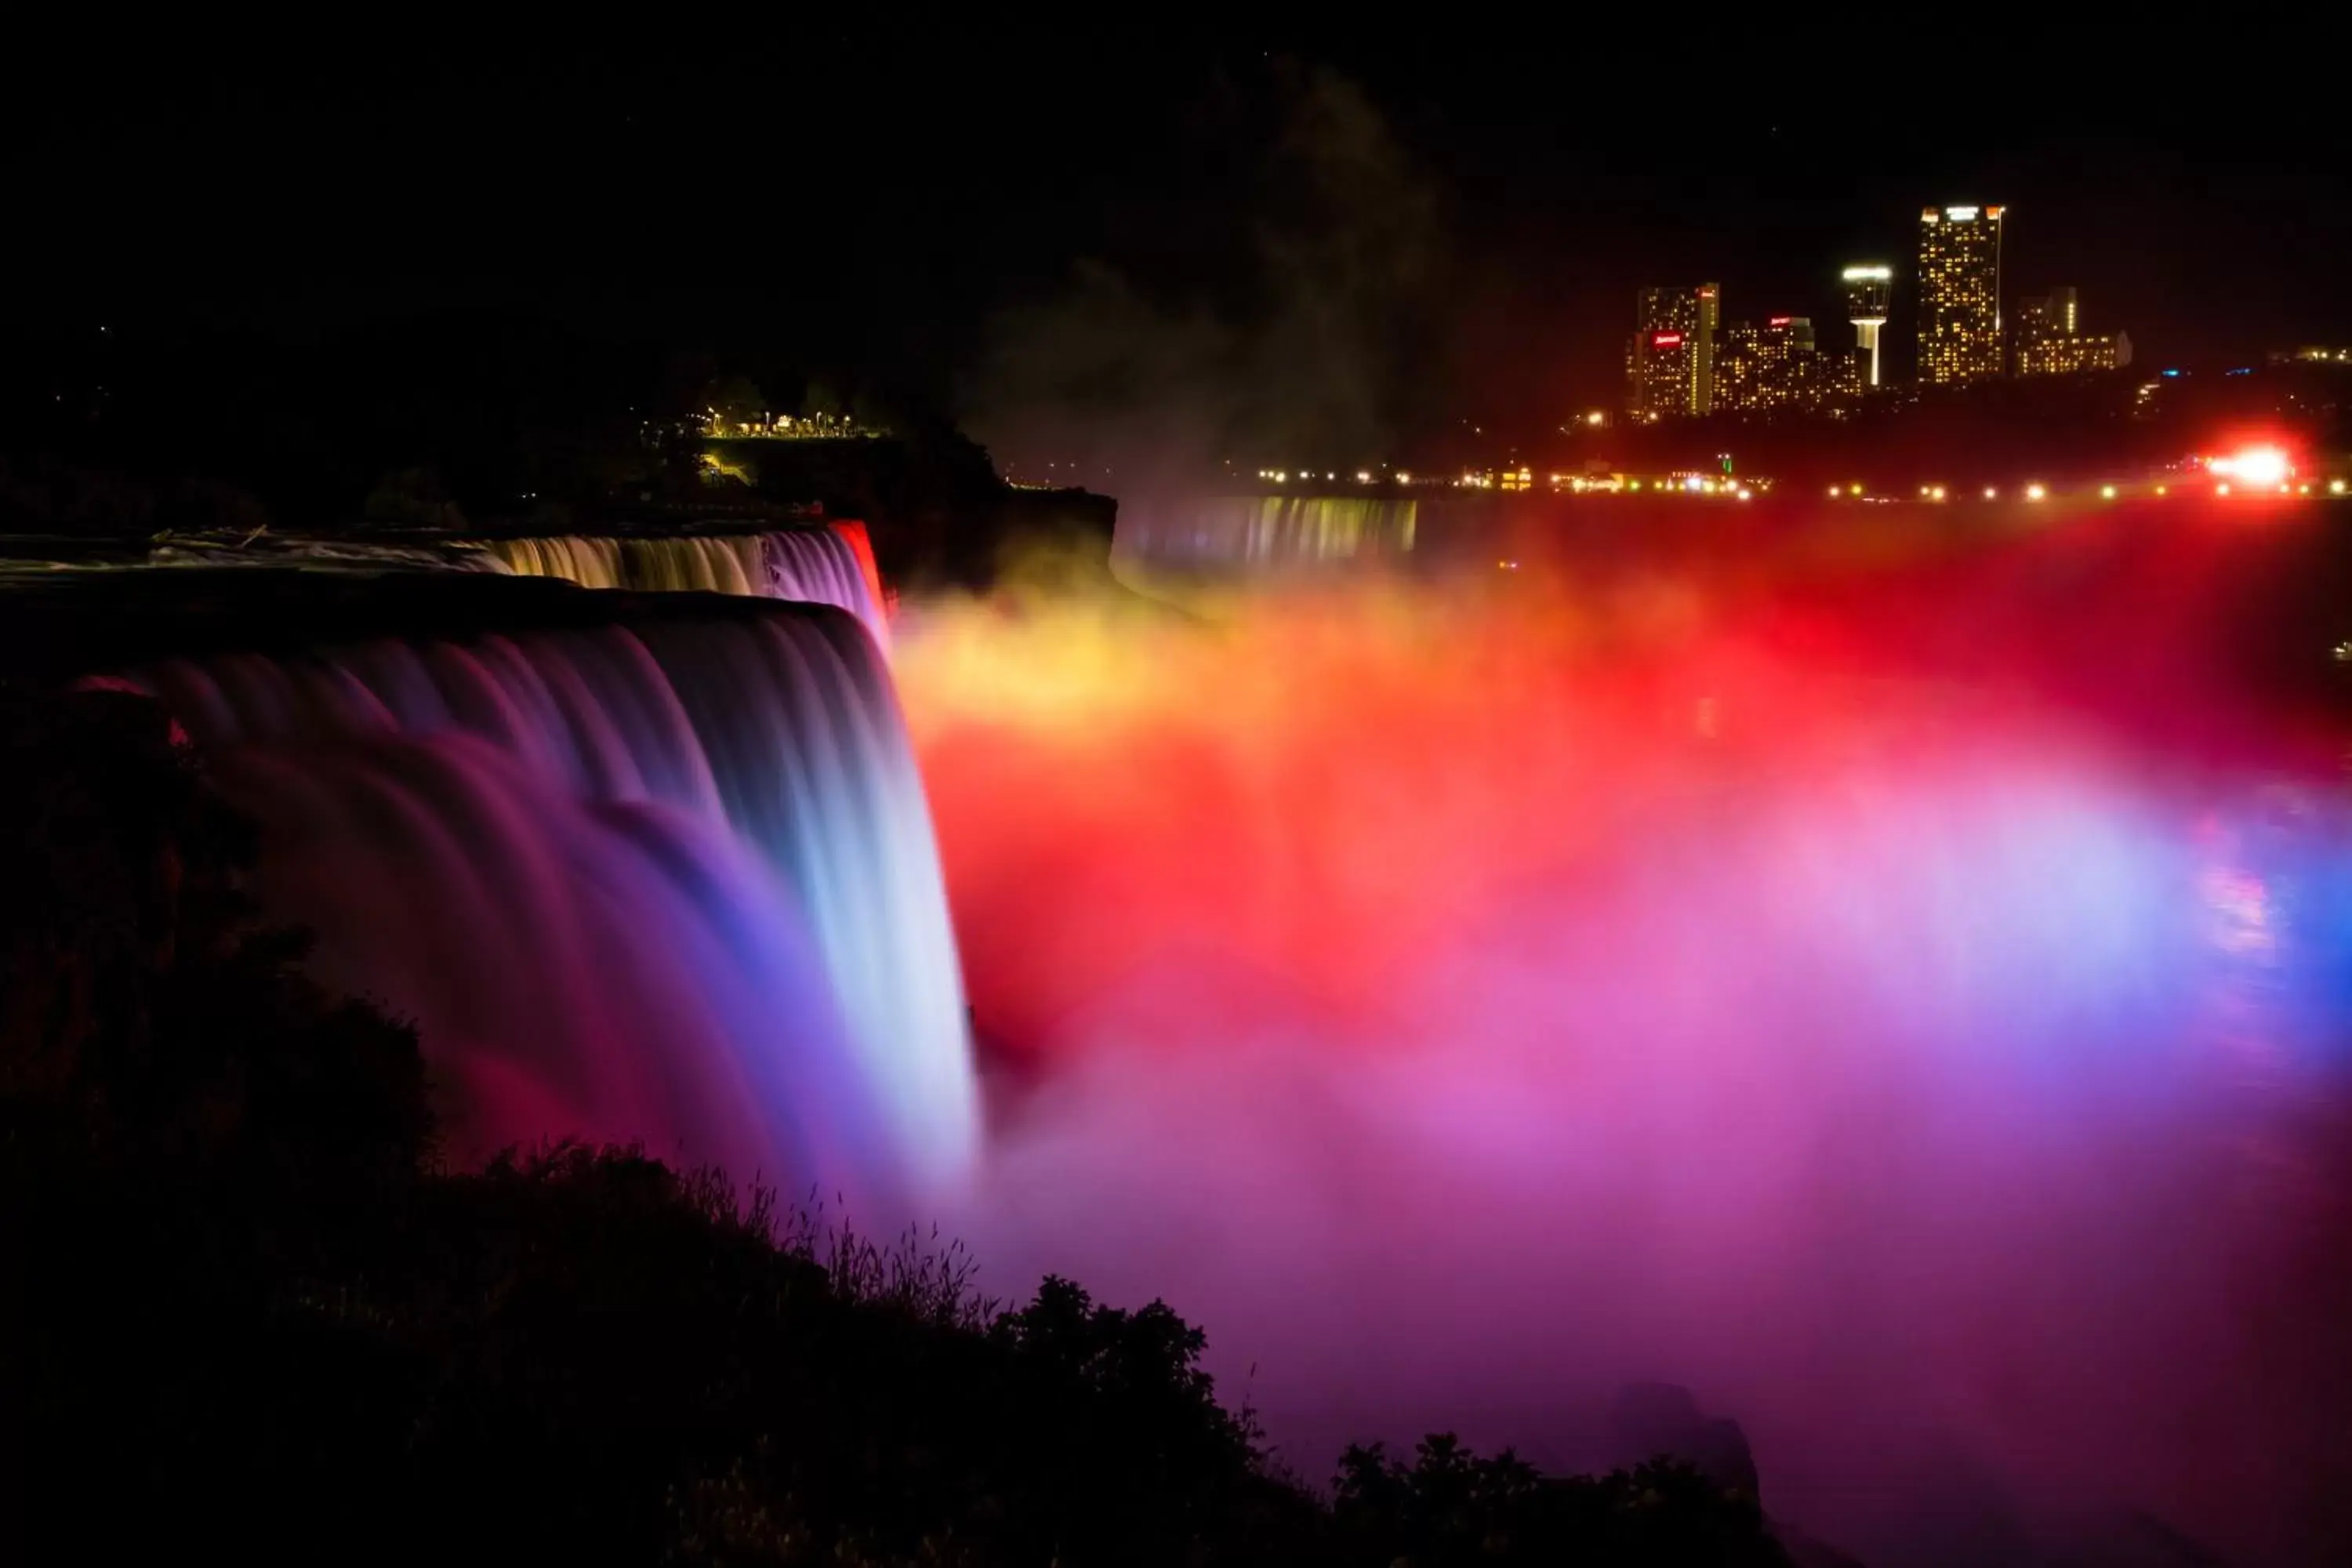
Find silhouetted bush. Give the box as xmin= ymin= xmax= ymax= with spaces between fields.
xmin=4 ymin=683 xmax=1790 ymax=1566
xmin=1334 ymin=1434 xmax=1788 ymax=1567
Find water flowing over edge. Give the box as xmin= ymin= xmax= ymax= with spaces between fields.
xmin=122 ymin=596 xmax=971 ymax=1208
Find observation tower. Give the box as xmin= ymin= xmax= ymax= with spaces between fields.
xmin=1842 ymin=264 xmax=1892 ymax=387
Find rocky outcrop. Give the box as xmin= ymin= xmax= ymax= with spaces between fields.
xmin=1609 ymin=1381 xmax=1762 ymax=1500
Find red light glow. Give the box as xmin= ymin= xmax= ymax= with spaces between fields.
xmin=1651 ymin=332 xmax=1684 ymax=348
xmin=896 ymin=514 xmax=2352 ymax=1565
xmin=2208 ymin=445 xmax=2293 ymax=488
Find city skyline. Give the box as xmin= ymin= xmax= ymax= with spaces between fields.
xmin=5 ymin=33 xmax=2341 ymax=468
xmin=1624 ymin=199 xmax=2156 ymax=419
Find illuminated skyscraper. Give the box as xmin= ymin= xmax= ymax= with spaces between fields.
xmin=1916 ymin=205 xmax=2005 ymax=384
xmin=2016 ymin=285 xmax=2130 ymax=376
xmin=1842 ymin=264 xmax=1891 ymax=387
xmin=1625 ymin=283 xmax=1720 ymax=419
xmin=1714 ymin=317 xmax=1864 ymax=415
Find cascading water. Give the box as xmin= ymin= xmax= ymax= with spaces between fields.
xmin=1113 ymin=495 xmax=1417 ymax=572
xmin=133 ymin=596 xmax=971 ymax=1206
xmin=486 ymin=524 xmax=889 ymax=642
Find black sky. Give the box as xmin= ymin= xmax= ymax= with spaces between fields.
xmin=9 ymin=24 xmax=2347 ymax=448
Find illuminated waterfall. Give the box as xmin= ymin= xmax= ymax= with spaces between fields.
xmin=144 ymin=523 xmax=891 ymax=641
xmin=1115 ymin=495 xmax=1418 ymax=571
xmin=485 ymin=524 xmax=888 ymax=641
xmin=135 ymin=599 xmax=971 ymax=1205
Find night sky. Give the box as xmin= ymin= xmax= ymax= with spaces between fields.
xmin=10 ymin=25 xmax=2346 ymax=453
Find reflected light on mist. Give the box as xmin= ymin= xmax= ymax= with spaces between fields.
xmin=895 ymin=526 xmax=2352 ymax=1566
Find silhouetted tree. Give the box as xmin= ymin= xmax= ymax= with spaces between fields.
xmin=361 ymin=465 xmax=467 ymax=529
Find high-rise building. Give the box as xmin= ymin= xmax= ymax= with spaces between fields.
xmin=1842 ymin=264 xmax=1892 ymax=387
xmin=2048 ymin=285 xmax=2078 ymax=335
xmin=2015 ymin=286 xmax=2131 ymax=376
xmin=2016 ymin=331 xmax=2130 ymax=376
xmin=1625 ymin=283 xmax=1720 ymax=419
xmin=1714 ymin=317 xmax=1865 ymax=415
xmin=1917 ymin=205 xmax=2005 ymax=384
xmin=1714 ymin=317 xmax=1810 ymax=412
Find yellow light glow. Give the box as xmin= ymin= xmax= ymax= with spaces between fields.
xmin=2333 ymin=479 xmax=2348 ymax=495
xmin=2155 ymin=485 xmax=2168 ymax=495
xmin=1931 ymin=485 xmax=1947 ymax=501
xmin=1629 ymin=480 xmax=1642 ymax=492
xmin=2299 ymin=484 xmax=2311 ymax=495
xmin=1828 ymin=485 xmax=1842 ymax=499
xmin=1585 ymin=412 xmax=1606 ymax=426
xmin=2280 ymin=483 xmax=2292 ymax=494
xmin=1849 ymin=483 xmax=1863 ymax=495
xmin=2217 ymin=482 xmax=2232 ymax=495
xmin=1736 ymin=488 xmax=1753 ymax=501
xmin=2100 ymin=485 xmax=2117 ymax=499
xmin=1356 ymin=470 xmax=1373 ymax=483
xmin=2025 ymin=484 xmax=2047 ymax=501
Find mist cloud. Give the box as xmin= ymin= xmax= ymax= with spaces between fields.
xmin=898 ymin=564 xmax=2352 ymax=1567
xmin=964 ymin=67 xmax=1439 ymax=497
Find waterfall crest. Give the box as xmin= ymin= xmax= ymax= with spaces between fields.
xmin=485 ymin=524 xmax=888 ymax=641
xmin=136 ymin=598 xmax=971 ymax=1206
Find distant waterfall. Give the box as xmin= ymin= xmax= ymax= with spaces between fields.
xmin=1114 ymin=495 xmax=1418 ymax=571
xmin=133 ymin=600 xmax=971 ymax=1207
xmin=485 ymin=524 xmax=887 ymax=642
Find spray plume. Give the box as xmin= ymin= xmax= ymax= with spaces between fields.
xmin=895 ymin=513 xmax=2352 ymax=1566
